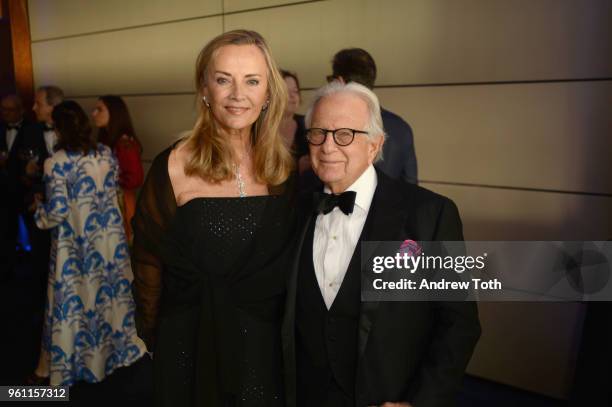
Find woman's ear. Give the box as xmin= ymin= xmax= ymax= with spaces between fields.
xmin=201 ymin=86 xmax=211 ymax=108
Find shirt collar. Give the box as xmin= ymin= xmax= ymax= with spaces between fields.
xmin=324 ymin=164 xmax=378 ymax=213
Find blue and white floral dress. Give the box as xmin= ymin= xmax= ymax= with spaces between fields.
xmin=35 ymin=143 xmax=146 ymax=386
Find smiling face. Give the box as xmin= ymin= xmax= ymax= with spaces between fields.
xmin=202 ymin=44 xmax=269 ymax=135
xmin=309 ymin=92 xmax=383 ymax=193
xmin=91 ymin=100 xmax=110 ymax=128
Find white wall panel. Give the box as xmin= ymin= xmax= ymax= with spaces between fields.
xmin=425 ymin=182 xmax=612 ymax=240
xmin=423 ymin=183 xmax=610 ymax=398
xmin=32 ymin=17 xmax=223 ymax=96
xmin=225 ymin=0 xmax=612 ymax=88
xmin=468 ymin=302 xmax=585 ymax=399
xmin=74 ymin=94 xmax=198 ymax=161
xmin=29 ymin=0 xmax=222 ymax=41
xmin=123 ymin=94 xmax=198 ymax=160
xmin=378 ymin=82 xmax=612 ymax=194
xmin=224 ymin=0 xmax=305 ymax=13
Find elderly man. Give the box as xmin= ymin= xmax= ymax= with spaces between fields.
xmin=283 ymin=82 xmax=480 ymax=407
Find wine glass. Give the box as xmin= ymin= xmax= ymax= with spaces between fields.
xmin=23 ymin=149 xmax=41 ymax=177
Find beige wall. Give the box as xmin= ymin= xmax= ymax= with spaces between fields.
xmin=28 ymin=0 xmax=612 ymax=399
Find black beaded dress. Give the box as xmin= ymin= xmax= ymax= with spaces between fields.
xmin=131 ymin=146 xmax=297 ymax=406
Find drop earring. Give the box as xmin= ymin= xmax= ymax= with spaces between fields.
xmin=262 ymin=99 xmax=270 ymax=111
xmin=202 ymin=96 xmax=211 ymax=108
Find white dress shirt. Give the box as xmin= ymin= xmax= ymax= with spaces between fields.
xmin=43 ymin=128 xmax=57 ymax=156
xmin=313 ymin=165 xmax=378 ymax=309
xmin=4 ymin=120 xmax=22 ymax=152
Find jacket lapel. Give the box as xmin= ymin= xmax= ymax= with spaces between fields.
xmin=357 ymin=171 xmax=411 ymax=357
xmin=282 ymin=211 xmax=313 ymax=345
xmin=282 ymin=196 xmax=315 ymax=407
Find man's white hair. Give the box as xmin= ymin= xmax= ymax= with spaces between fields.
xmin=304 ymin=81 xmax=386 ymax=162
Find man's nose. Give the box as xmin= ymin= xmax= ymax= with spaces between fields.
xmin=320 ymin=131 xmax=338 ymax=153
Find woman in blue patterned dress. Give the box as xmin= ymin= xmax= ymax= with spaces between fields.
xmin=28 ymin=101 xmax=146 ymax=386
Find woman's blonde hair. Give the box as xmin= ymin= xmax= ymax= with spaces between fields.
xmin=184 ymin=29 xmax=292 ymax=185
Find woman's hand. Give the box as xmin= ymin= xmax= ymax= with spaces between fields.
xmin=25 ymin=159 xmax=40 ymax=177
xmin=29 ymin=192 xmax=44 ymax=212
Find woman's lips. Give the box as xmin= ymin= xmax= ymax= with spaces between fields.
xmin=225 ymin=106 xmax=249 ymax=115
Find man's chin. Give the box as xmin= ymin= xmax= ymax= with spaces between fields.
xmin=317 ymin=175 xmax=346 ymax=189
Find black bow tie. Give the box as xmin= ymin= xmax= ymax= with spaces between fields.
xmin=44 ymin=124 xmax=54 ymax=131
xmin=314 ymin=191 xmax=357 ymax=215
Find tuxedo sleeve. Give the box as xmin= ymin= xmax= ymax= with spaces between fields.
xmin=410 ymin=198 xmax=481 ymax=407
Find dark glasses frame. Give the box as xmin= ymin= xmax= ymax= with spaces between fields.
xmin=305 ymin=127 xmax=369 ymax=146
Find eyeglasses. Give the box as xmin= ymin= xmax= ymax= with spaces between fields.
xmin=305 ymin=128 xmax=369 ymax=146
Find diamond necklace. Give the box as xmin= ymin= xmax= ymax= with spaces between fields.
xmin=234 ymin=162 xmax=247 ymax=198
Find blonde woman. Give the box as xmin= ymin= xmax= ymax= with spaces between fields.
xmin=131 ymin=30 xmax=296 ymax=406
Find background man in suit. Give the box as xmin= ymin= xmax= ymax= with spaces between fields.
xmin=329 ymin=48 xmax=418 ymax=184
xmin=283 ymin=82 xmax=480 ymax=407
xmin=23 ymin=85 xmax=64 ymax=304
xmin=1 ymin=94 xmax=29 ymax=280
xmin=31 ymin=85 xmax=64 ymax=159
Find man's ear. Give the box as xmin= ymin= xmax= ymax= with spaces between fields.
xmin=337 ymin=76 xmax=346 ymax=84
xmin=368 ymin=134 xmax=385 ymax=163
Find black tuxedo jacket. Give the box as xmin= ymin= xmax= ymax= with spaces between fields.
xmin=0 ymin=120 xmax=46 ymax=204
xmin=19 ymin=122 xmax=48 ymax=204
xmin=283 ymin=170 xmax=481 ymax=407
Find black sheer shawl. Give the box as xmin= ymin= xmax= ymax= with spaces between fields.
xmin=131 ymin=147 xmax=175 ymax=350
xmin=131 ymin=145 xmax=297 ymax=406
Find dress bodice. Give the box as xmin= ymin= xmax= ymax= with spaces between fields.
xmin=153 ymin=193 xmax=295 ymax=406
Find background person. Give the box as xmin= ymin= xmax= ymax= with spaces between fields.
xmin=92 ymin=95 xmax=144 ymax=243
xmin=279 ymin=69 xmax=309 ymax=169
xmin=28 ymin=100 xmax=146 ymax=385
xmin=0 ymin=94 xmax=32 ymax=279
xmin=22 ymin=85 xmax=65 ymax=305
